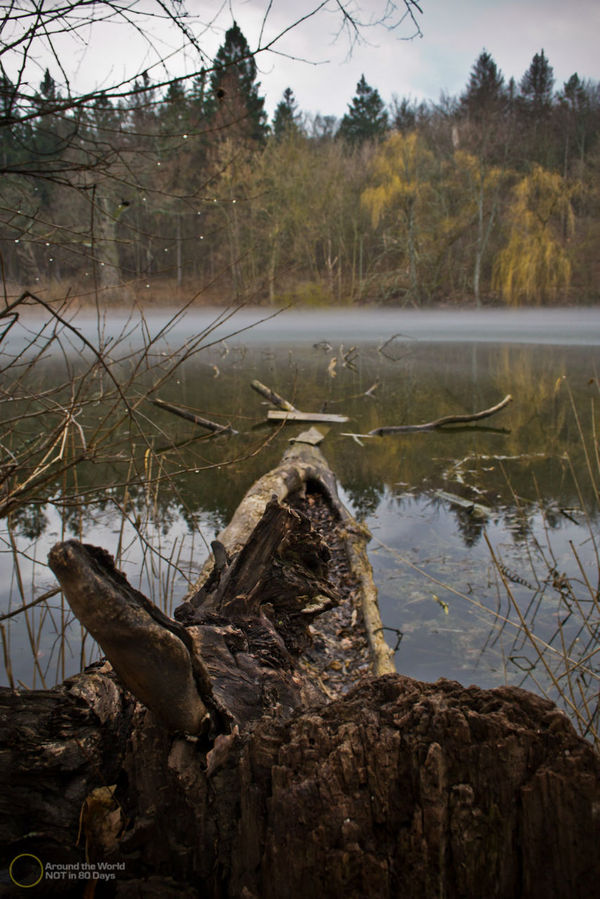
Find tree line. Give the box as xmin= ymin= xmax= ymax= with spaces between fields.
xmin=1 ymin=22 xmax=599 ymax=307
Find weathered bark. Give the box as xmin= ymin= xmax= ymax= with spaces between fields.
xmin=1 ymin=440 xmax=599 ymax=897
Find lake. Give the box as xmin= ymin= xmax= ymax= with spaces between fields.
xmin=1 ymin=304 xmax=599 ymax=738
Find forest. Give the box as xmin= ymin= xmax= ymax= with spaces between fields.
xmin=1 ymin=20 xmax=599 ymax=307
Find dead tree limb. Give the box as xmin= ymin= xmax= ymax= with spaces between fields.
xmin=250 ymin=380 xmax=296 ymax=412
xmin=251 ymin=381 xmax=350 ymax=425
xmin=152 ymin=398 xmax=237 ymax=434
xmin=370 ymin=393 xmax=513 ymax=435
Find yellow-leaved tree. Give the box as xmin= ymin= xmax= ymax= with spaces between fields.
xmin=493 ymin=164 xmax=576 ymax=305
xmin=362 ymin=131 xmax=435 ymax=304
xmin=450 ymin=151 xmax=505 ymax=305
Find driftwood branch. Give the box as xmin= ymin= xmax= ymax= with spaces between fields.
xmin=250 ymin=379 xmax=297 ymax=411
xmin=369 ymin=393 xmax=513 ymax=436
xmin=152 ymin=398 xmax=237 ymax=434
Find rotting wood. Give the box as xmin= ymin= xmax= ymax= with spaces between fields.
xmin=152 ymin=398 xmax=237 ymax=434
xmin=44 ymin=436 xmax=393 ymax=734
xmin=2 ymin=435 xmax=600 ymax=896
xmin=183 ymin=432 xmax=395 ymax=678
xmin=289 ymin=426 xmax=325 ymax=445
xmin=48 ymin=541 xmax=215 ymax=735
xmin=369 ymin=393 xmax=513 ymax=435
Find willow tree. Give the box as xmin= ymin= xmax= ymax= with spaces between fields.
xmin=362 ymin=131 xmax=435 ymax=304
xmin=493 ymin=164 xmax=575 ymax=305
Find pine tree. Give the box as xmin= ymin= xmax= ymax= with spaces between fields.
xmin=338 ymin=75 xmax=388 ymax=144
xmin=516 ymin=50 xmax=556 ymax=168
xmin=557 ymin=73 xmax=595 ymax=174
xmin=461 ymin=50 xmax=505 ymax=118
xmin=208 ymin=22 xmax=268 ymax=143
xmin=0 ymin=75 xmax=31 ymax=169
xmin=272 ymin=88 xmax=301 ymax=138
xmin=160 ymin=80 xmax=189 ymax=137
xmin=519 ymin=50 xmax=554 ymax=115
xmin=31 ymin=69 xmax=75 ymax=178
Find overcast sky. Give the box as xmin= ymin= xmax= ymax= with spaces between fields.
xmin=17 ymin=0 xmax=600 ymax=118
xmin=243 ymin=0 xmax=600 ymax=116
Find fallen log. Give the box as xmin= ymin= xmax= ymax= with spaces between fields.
xmin=1 ymin=435 xmax=599 ymax=897
xmin=370 ymin=393 xmax=513 ymax=436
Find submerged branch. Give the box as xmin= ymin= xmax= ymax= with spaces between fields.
xmin=369 ymin=394 xmax=513 ymax=436
xmin=152 ymin=398 xmax=237 ymax=435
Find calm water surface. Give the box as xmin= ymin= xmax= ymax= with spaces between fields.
xmin=2 ymin=305 xmax=600 ymax=726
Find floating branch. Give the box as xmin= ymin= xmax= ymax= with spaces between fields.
xmin=152 ymin=398 xmax=237 ymax=435
xmin=369 ymin=394 xmax=513 ymax=436
xmin=250 ymin=380 xmax=296 ymax=411
xmin=267 ymin=410 xmax=349 ymax=424
xmin=434 ymin=490 xmax=492 ymax=519
xmin=252 ymin=380 xmax=349 ymax=425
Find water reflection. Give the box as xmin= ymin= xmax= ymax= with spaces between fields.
xmin=1 ymin=311 xmax=599 ymax=738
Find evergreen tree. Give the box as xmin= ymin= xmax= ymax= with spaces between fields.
xmin=516 ymin=50 xmax=556 ymax=168
xmin=338 ymin=75 xmax=388 ymax=144
xmin=190 ymin=68 xmax=207 ymax=124
xmin=519 ymin=50 xmax=554 ymax=115
xmin=272 ymin=88 xmax=301 ymax=138
xmin=0 ymin=75 xmax=30 ymax=169
xmin=461 ymin=50 xmax=506 ymax=118
xmin=31 ymin=69 xmax=76 ymax=179
xmin=161 ymin=80 xmax=189 ymax=134
xmin=208 ymin=22 xmax=268 ymax=143
xmin=557 ymin=73 xmax=595 ymax=173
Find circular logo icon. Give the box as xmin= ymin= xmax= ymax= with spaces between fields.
xmin=9 ymin=854 xmax=44 ymax=888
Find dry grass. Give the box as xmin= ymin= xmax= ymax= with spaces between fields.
xmin=0 ymin=292 xmax=273 ymax=687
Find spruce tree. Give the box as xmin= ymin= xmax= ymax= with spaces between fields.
xmin=0 ymin=75 xmax=30 ymax=169
xmin=31 ymin=69 xmax=75 ymax=177
xmin=208 ymin=22 xmax=268 ymax=143
xmin=519 ymin=50 xmax=555 ymax=115
xmin=338 ymin=75 xmax=388 ymax=144
xmin=272 ymin=88 xmax=301 ymax=138
xmin=461 ymin=50 xmax=506 ymax=118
